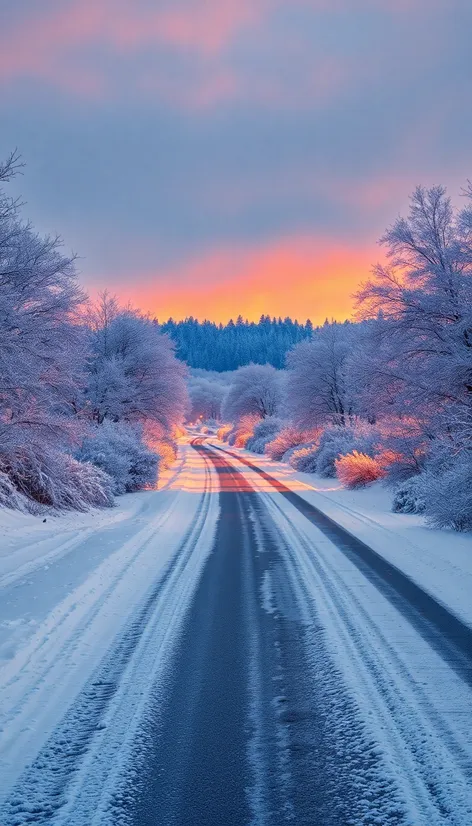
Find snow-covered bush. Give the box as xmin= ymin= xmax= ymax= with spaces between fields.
xmin=378 ymin=424 xmax=428 ymax=485
xmin=335 ymin=451 xmax=385 ymax=488
xmin=265 ymin=426 xmax=308 ymax=461
xmin=227 ymin=415 xmax=259 ymax=448
xmin=314 ymin=425 xmax=379 ymax=478
xmin=1 ymin=445 xmax=114 ymax=511
xmin=392 ymin=477 xmax=426 ymax=514
xmin=142 ymin=421 xmax=177 ymax=471
xmin=57 ymin=458 xmax=115 ymax=510
xmin=0 ymin=470 xmax=39 ymax=513
xmin=315 ymin=428 xmax=357 ymax=477
xmin=390 ymin=438 xmax=472 ymax=529
xmin=154 ymin=438 xmax=177 ymax=470
xmin=312 ymin=428 xmax=352 ymax=477
xmin=217 ymin=424 xmax=232 ymax=442
xmin=421 ymin=459 xmax=472 ymax=531
xmin=246 ymin=417 xmax=282 ymax=454
xmin=77 ymin=422 xmax=158 ymax=494
xmin=288 ymin=443 xmax=319 ymax=472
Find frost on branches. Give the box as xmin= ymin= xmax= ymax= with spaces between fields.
xmin=217 ymin=181 xmax=472 ymax=530
xmin=0 ymin=157 xmax=188 ymax=512
xmin=355 ymin=183 xmax=472 ymax=528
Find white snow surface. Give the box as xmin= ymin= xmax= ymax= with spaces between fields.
xmin=1 ymin=436 xmax=471 ymax=824
xmin=0 ymin=442 xmax=220 ymax=804
xmin=216 ymin=443 xmax=472 ymax=825
xmin=215 ymin=442 xmax=472 ymax=627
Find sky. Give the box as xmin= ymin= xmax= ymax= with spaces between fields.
xmin=1 ymin=0 xmax=471 ymax=323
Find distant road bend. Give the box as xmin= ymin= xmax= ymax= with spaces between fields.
xmin=0 ymin=436 xmax=471 ymax=825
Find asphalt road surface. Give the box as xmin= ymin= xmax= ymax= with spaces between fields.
xmin=1 ymin=439 xmax=471 ymax=825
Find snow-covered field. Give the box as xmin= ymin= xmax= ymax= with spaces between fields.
xmin=0 ymin=444 xmax=220 ymax=805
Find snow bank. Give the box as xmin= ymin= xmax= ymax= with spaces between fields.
xmin=213 ymin=441 xmax=472 ymax=628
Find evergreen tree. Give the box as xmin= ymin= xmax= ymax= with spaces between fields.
xmin=161 ymin=315 xmax=314 ymax=371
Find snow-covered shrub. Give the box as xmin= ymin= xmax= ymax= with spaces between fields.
xmin=392 ymin=477 xmax=426 ymax=514
xmin=227 ymin=415 xmax=259 ymax=448
xmin=217 ymin=424 xmax=233 ymax=442
xmin=288 ymin=443 xmax=320 ymax=472
xmin=378 ymin=425 xmax=428 ymax=485
xmin=174 ymin=424 xmax=186 ymax=440
xmin=1 ymin=446 xmax=114 ymax=511
xmin=314 ymin=425 xmax=379 ymax=478
xmin=335 ymin=451 xmax=385 ymax=488
xmin=154 ymin=438 xmax=177 ymax=470
xmin=141 ymin=421 xmax=177 ymax=471
xmin=314 ymin=427 xmax=358 ymax=477
xmin=265 ymin=426 xmax=308 ymax=461
xmin=77 ymin=422 xmax=158 ymax=494
xmin=57 ymin=458 xmax=115 ymax=510
xmin=0 ymin=470 xmax=40 ymax=513
xmin=246 ymin=417 xmax=282 ymax=454
xmin=421 ymin=459 xmax=472 ymax=531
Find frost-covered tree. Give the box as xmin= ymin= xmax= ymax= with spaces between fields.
xmin=356 ymin=183 xmax=472 ymax=529
xmin=356 ymin=185 xmax=472 ymax=435
xmin=187 ymin=376 xmax=226 ymax=421
xmin=85 ymin=293 xmax=188 ymax=437
xmin=286 ymin=323 xmax=359 ymax=429
xmin=222 ymin=363 xmax=283 ymax=422
xmin=77 ymin=421 xmax=158 ymax=494
xmin=0 ymin=154 xmax=98 ymax=507
xmin=0 ymin=155 xmax=85 ymax=433
xmin=162 ymin=315 xmax=313 ymax=370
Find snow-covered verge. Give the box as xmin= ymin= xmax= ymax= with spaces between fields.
xmin=208 ymin=443 xmax=472 ymax=824
xmin=0 ymin=443 xmax=219 ymax=804
xmin=211 ymin=441 xmax=472 ymax=628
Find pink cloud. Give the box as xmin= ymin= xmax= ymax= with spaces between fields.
xmin=0 ymin=0 xmax=269 ymax=80
xmin=0 ymin=0 xmax=281 ymax=106
xmin=87 ymin=234 xmax=378 ymax=324
xmin=0 ymin=0 xmax=451 ymax=108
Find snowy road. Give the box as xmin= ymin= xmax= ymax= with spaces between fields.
xmin=1 ymin=439 xmax=471 ymax=824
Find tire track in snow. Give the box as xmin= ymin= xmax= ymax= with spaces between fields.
xmin=126 ymin=444 xmax=406 ymax=826
xmin=259 ymin=488 xmax=472 ymax=824
xmin=0 ymin=451 xmax=218 ymax=824
xmin=216 ymin=446 xmax=472 ymax=687
xmin=0 ymin=489 xmax=183 ymax=769
xmin=214 ymin=445 xmax=472 ymax=824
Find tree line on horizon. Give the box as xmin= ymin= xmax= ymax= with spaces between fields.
xmin=190 ymin=183 xmax=472 ymax=531
xmin=1 ymin=150 xmax=472 ymax=532
xmin=162 ymin=315 xmax=316 ymax=371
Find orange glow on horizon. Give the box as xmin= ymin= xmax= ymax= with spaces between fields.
xmin=99 ymin=237 xmax=377 ymax=324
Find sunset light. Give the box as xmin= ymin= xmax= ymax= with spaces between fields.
xmin=1 ymin=2 xmax=471 ymax=824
